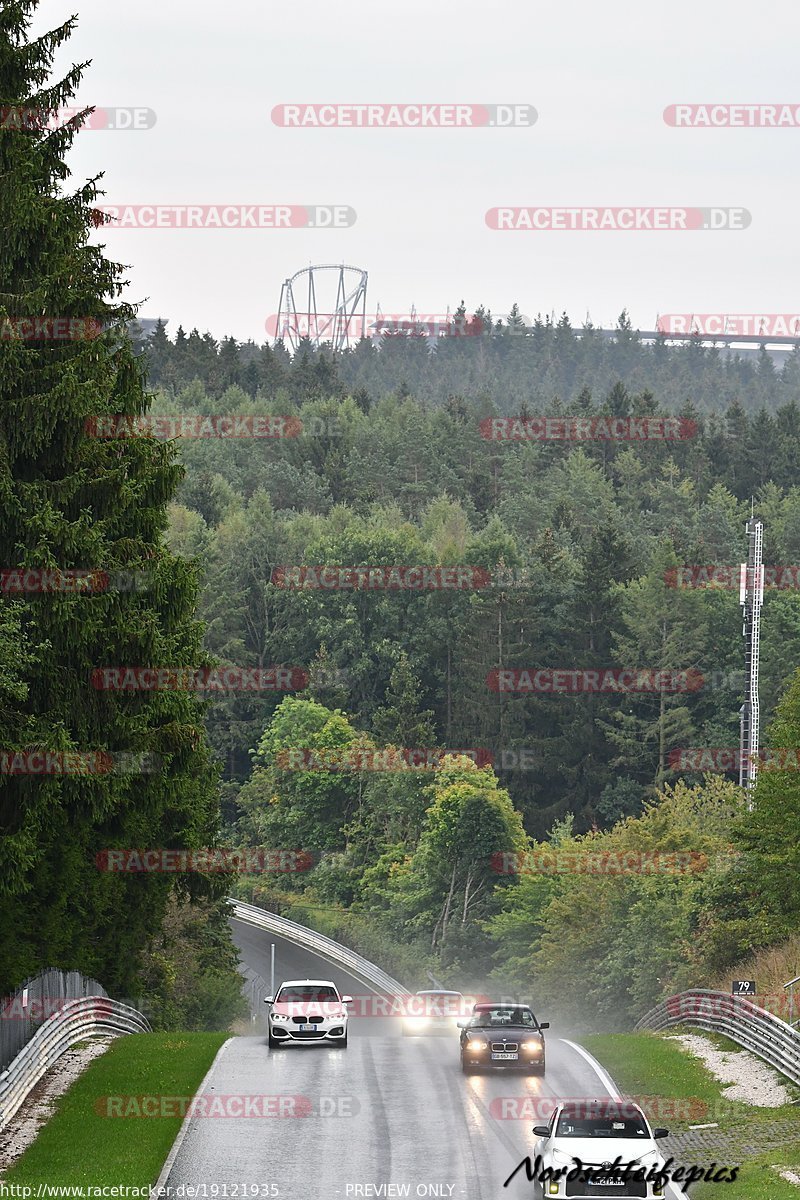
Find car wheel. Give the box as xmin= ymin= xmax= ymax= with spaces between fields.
xmin=530 ymin=1060 xmax=545 ymax=1076
xmin=335 ymin=1031 xmax=348 ymax=1048
xmin=268 ymin=1032 xmax=282 ymax=1048
xmin=461 ymin=1056 xmax=474 ymax=1075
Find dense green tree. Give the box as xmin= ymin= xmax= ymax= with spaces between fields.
xmin=384 ymin=756 xmax=526 ymax=969
xmin=487 ymin=778 xmax=739 ymax=1028
xmin=371 ymin=653 xmax=437 ymax=748
xmin=599 ymin=542 xmax=709 ymax=786
xmin=0 ymin=3 xmax=219 ymax=994
xmin=236 ymin=697 xmax=366 ymax=850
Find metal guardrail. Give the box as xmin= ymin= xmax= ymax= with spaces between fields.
xmin=228 ymin=898 xmax=407 ymax=996
xmin=0 ymin=968 xmax=111 ymax=1073
xmin=0 ymin=996 xmax=150 ymax=1131
xmin=239 ymin=965 xmax=270 ymax=1021
xmin=635 ymin=988 xmax=800 ymax=1088
xmin=783 ymin=974 xmax=800 ymax=1027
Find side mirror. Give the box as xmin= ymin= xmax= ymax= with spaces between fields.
xmin=532 ymin=1125 xmax=550 ymax=1137
xmin=539 ymin=1022 xmax=550 ymax=1030
xmin=264 ymin=996 xmax=274 ymax=1005
xmin=653 ymin=1128 xmax=669 ymax=1139
xmin=341 ymin=995 xmax=353 ymax=1004
xmin=456 ymin=1020 xmax=466 ymax=1029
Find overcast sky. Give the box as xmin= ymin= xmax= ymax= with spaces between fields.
xmin=32 ymin=0 xmax=800 ymax=344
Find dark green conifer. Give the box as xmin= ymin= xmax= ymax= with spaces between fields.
xmin=0 ymin=3 xmax=219 ymax=993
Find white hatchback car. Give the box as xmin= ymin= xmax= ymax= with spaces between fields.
xmin=265 ymin=978 xmax=352 ymax=1048
xmin=531 ymin=1100 xmax=670 ymax=1198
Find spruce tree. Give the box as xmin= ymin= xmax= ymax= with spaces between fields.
xmin=0 ymin=3 xmax=219 ymax=994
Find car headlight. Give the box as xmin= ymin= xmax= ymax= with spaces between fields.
xmin=271 ymin=1013 xmax=289 ymax=1022
xmin=551 ymin=1149 xmax=575 ymax=1168
xmin=466 ymin=1038 xmax=488 ymax=1050
xmin=521 ymin=1039 xmax=542 ymax=1053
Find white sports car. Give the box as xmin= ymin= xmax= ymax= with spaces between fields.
xmin=265 ymin=978 xmax=351 ymax=1048
xmin=531 ymin=1100 xmax=670 ymax=1198
xmin=401 ymin=989 xmax=465 ymax=1035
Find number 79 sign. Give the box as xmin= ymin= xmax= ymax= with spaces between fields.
xmin=732 ymin=980 xmax=756 ymax=995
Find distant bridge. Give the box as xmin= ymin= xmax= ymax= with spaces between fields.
xmin=598 ymin=328 xmax=800 ymax=351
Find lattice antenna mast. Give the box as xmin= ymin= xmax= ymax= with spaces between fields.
xmin=739 ymin=515 xmax=764 ymax=807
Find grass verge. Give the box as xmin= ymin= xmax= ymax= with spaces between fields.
xmin=583 ymin=1030 xmax=737 ymax=1111
xmin=1 ymin=1032 xmax=229 ymax=1188
xmin=582 ymin=1030 xmax=800 ymax=1198
xmin=693 ymin=1153 xmax=800 ymax=1199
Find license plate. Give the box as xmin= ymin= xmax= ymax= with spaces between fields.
xmin=491 ymin=1051 xmax=518 ymax=1060
xmin=299 ymin=1024 xmax=314 ymax=1031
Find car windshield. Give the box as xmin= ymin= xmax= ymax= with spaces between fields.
xmin=556 ymin=1114 xmax=649 ymax=1138
xmin=277 ymin=986 xmax=338 ymax=1003
xmin=470 ymin=1007 xmax=536 ymax=1027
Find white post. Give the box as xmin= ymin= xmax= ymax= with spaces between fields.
xmin=739 ymin=517 xmax=763 ymax=809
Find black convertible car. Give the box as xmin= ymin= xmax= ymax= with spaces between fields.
xmin=458 ymin=1002 xmax=549 ymax=1074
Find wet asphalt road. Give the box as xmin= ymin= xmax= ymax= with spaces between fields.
xmin=161 ymin=917 xmax=631 ymax=1199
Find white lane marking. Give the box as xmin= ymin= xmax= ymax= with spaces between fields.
xmin=558 ymin=1039 xmax=621 ymax=1098
xmin=152 ymin=1037 xmax=233 ymax=1191
xmin=558 ymin=1040 xmax=687 ymax=1199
